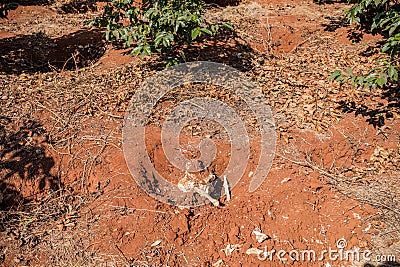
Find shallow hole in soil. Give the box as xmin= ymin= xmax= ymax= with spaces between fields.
xmin=142 ymin=83 xmax=263 ymax=190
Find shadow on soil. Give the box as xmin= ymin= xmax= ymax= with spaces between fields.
xmin=322 ymin=16 xmax=370 ymax=43
xmin=58 ymin=0 xmax=97 ymax=14
xmin=0 ymin=29 xmax=105 ymax=74
xmin=0 ymin=118 xmax=60 ymax=209
xmin=322 ymin=15 xmax=348 ymax=32
xmin=140 ymin=32 xmax=258 ymax=72
xmin=320 ymin=9 xmax=399 ymax=128
xmin=186 ymin=33 xmax=256 ymax=71
xmin=13 ymin=0 xmax=97 ymax=13
xmin=338 ymin=85 xmax=400 ymax=128
xmin=16 ymin=0 xmax=238 ymax=11
xmin=14 ymin=0 xmax=54 ymax=5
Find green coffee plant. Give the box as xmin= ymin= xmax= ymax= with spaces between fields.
xmin=330 ymin=0 xmax=399 ymax=88
xmin=90 ymin=0 xmax=232 ymax=66
xmin=0 ymin=1 xmax=18 ymax=19
xmin=329 ymin=60 xmax=399 ymax=89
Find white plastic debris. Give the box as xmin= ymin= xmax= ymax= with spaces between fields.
xmin=246 ymin=248 xmax=264 ymax=255
xmin=194 ymin=187 xmax=220 ymax=206
xmin=222 ymin=244 xmax=241 ymax=256
xmin=178 ymin=171 xmax=196 ymax=192
xmin=252 ymin=228 xmax=270 ymax=243
xmin=223 ymin=175 xmax=231 ymax=201
xmin=212 ymin=259 xmax=224 ymax=267
xmin=151 ymin=240 xmax=162 ymax=247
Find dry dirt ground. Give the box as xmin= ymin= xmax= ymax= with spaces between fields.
xmin=0 ymin=0 xmax=400 ymax=266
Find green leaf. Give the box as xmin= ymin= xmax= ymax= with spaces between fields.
xmin=358 ymin=76 xmax=364 ymax=86
xmin=388 ymin=66 xmax=396 ymax=79
xmin=334 ymin=74 xmax=344 ymax=82
xmin=142 ymin=44 xmax=152 ymax=57
xmin=376 ymin=75 xmax=387 ymax=87
xmin=132 ymin=46 xmax=142 ymax=56
xmin=112 ymin=29 xmax=120 ymax=38
xmin=200 ymin=28 xmax=212 ymax=35
xmin=191 ymin=28 xmax=201 ymax=40
xmin=91 ymin=0 xmax=234 ymax=67
xmin=221 ymin=21 xmax=234 ymax=31
xmin=382 ymin=42 xmax=391 ymax=53
xmin=154 ymin=32 xmax=165 ymax=47
xmin=328 ymin=70 xmax=342 ymax=81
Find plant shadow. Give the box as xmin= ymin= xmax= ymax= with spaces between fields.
xmin=58 ymin=0 xmax=97 ymax=14
xmin=321 ymin=15 xmax=369 ymax=43
xmin=0 ymin=118 xmax=60 ymax=209
xmin=0 ymin=29 xmax=105 ymax=74
xmin=138 ymin=31 xmax=258 ymax=72
xmin=14 ymin=0 xmax=54 ymax=5
xmin=185 ymin=32 xmax=257 ymax=72
xmin=338 ymin=84 xmax=400 ymax=128
xmin=322 ymin=15 xmax=348 ymax=32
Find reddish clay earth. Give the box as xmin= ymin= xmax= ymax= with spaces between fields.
xmin=0 ymin=0 xmax=399 ymax=267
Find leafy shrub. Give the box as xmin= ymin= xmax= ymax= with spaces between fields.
xmin=329 ymin=0 xmax=399 ymax=89
xmin=0 ymin=1 xmax=18 ymax=19
xmin=90 ymin=0 xmax=232 ymax=66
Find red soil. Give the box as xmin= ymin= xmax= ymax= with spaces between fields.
xmin=0 ymin=1 xmax=398 ymax=266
